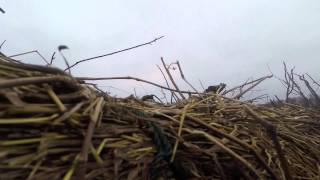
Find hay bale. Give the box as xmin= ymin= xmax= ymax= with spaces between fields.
xmin=0 ymin=56 xmax=319 ymax=179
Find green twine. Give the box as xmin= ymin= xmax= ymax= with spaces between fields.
xmin=128 ymin=108 xmax=173 ymax=179
xmin=128 ymin=107 xmax=172 ymax=159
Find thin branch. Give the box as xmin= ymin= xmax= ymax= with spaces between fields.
xmin=170 ymin=92 xmax=175 ymax=103
xmin=65 ymin=36 xmax=164 ymax=71
xmin=306 ymin=73 xmax=320 ymax=88
xmin=274 ymin=95 xmax=282 ymax=104
xmin=49 ymin=52 xmax=56 ymax=65
xmin=198 ymin=79 xmax=206 ymax=92
xmin=76 ymin=76 xmax=202 ymax=95
xmin=176 ymin=61 xmax=199 ymax=93
xmin=9 ymin=50 xmax=49 ymax=65
xmin=245 ymin=94 xmax=268 ymax=103
xmin=0 ymin=7 xmax=5 ymax=14
xmin=85 ymin=82 xmax=107 ymax=94
xmin=266 ymin=63 xmax=274 ymax=76
xmin=58 ymin=45 xmax=71 ymax=74
xmin=152 ymin=94 xmax=165 ymax=104
xmin=238 ymin=78 xmax=251 ymax=96
xmin=282 ymin=62 xmax=295 ymax=102
xmin=161 ymin=57 xmax=186 ymax=100
xmin=99 ymin=85 xmax=131 ymax=95
xmin=0 ymin=40 xmax=6 ymax=51
xmin=233 ymin=75 xmax=273 ymax=99
xmin=159 ymin=88 xmax=168 ymax=104
xmin=298 ymin=74 xmax=320 ymax=106
xmin=269 ymin=95 xmax=283 ymax=107
xmin=156 ymin=64 xmax=178 ymax=102
xmin=287 ymin=69 xmax=309 ymax=106
xmin=133 ymin=88 xmax=138 ymax=98
xmin=223 ymin=75 xmax=272 ymax=95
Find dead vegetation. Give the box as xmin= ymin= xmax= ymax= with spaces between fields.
xmin=0 ymin=51 xmax=320 ymax=180
xmin=268 ymin=62 xmax=320 ymax=108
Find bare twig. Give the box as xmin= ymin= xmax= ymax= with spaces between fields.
xmin=274 ymin=95 xmax=282 ymax=104
xmin=156 ymin=64 xmax=178 ymax=103
xmin=283 ymin=62 xmax=295 ymax=102
xmin=266 ymin=63 xmax=274 ymax=76
xmin=152 ymin=94 xmax=165 ymax=104
xmin=65 ymin=36 xmax=164 ymax=71
xmin=0 ymin=40 xmax=6 ymax=51
xmin=0 ymin=7 xmax=5 ymax=14
xmin=268 ymin=98 xmax=277 ymax=107
xmin=245 ymin=94 xmax=268 ymax=103
xmin=198 ymin=79 xmax=206 ymax=92
xmin=233 ymin=75 xmax=273 ymax=99
xmin=133 ymin=88 xmax=137 ymax=98
xmin=85 ymin=83 xmax=108 ymax=94
xmin=159 ymin=88 xmax=168 ymax=104
xmin=298 ymin=74 xmax=320 ymax=106
xmin=176 ymin=61 xmax=199 ymax=93
xmin=58 ymin=45 xmax=71 ymax=74
xmin=286 ymin=68 xmax=309 ymax=106
xmin=9 ymin=50 xmax=50 ymax=65
xmin=98 ymin=85 xmax=131 ymax=95
xmin=161 ymin=57 xmax=186 ymax=100
xmin=306 ymin=73 xmax=320 ymax=88
xmin=49 ymin=52 xmax=56 ymax=65
xmin=76 ymin=76 xmax=201 ymax=95
xmin=223 ymin=75 xmax=272 ymax=95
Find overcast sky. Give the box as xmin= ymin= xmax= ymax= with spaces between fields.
xmin=1 ymin=0 xmax=319 ymax=99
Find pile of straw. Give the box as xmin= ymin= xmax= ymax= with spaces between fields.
xmin=0 ymin=55 xmax=319 ymax=180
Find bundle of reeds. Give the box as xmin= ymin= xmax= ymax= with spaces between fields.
xmin=0 ymin=55 xmax=319 ymax=180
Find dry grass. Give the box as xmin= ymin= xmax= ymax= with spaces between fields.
xmin=0 ymin=55 xmax=319 ymax=179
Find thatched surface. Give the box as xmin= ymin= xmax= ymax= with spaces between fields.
xmin=0 ymin=55 xmax=319 ymax=180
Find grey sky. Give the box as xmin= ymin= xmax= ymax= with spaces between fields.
xmin=1 ymin=0 xmax=320 ymax=99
